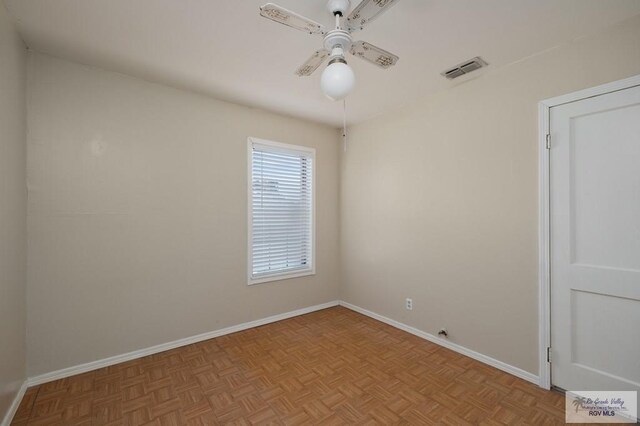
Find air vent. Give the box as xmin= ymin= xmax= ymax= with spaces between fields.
xmin=441 ymin=57 xmax=488 ymax=80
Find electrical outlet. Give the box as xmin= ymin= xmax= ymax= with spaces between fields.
xmin=406 ymin=298 xmax=413 ymax=310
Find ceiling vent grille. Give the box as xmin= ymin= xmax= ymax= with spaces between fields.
xmin=441 ymin=57 xmax=488 ymax=80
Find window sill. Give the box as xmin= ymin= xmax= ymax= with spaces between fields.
xmin=248 ymin=269 xmax=315 ymax=285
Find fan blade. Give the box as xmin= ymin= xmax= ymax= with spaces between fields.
xmin=260 ymin=3 xmax=326 ymax=35
xmin=295 ymin=49 xmax=330 ymax=77
xmin=350 ymin=41 xmax=399 ymax=69
xmin=346 ymin=0 xmax=400 ymax=32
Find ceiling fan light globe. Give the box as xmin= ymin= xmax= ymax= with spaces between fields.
xmin=320 ymin=62 xmax=355 ymax=101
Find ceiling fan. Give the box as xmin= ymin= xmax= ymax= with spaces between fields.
xmin=259 ymin=0 xmax=400 ymax=101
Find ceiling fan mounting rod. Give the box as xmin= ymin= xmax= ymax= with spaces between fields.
xmin=326 ymin=0 xmax=351 ymax=55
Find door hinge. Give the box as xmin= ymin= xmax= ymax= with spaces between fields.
xmin=547 ymin=346 xmax=552 ymax=363
xmin=545 ymin=134 xmax=551 ymax=150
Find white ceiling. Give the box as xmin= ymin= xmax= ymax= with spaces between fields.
xmin=5 ymin=0 xmax=640 ymax=127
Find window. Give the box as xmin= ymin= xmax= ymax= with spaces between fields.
xmin=248 ymin=138 xmax=315 ymax=284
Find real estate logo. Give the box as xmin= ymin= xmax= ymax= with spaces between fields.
xmin=565 ymin=391 xmax=638 ymax=423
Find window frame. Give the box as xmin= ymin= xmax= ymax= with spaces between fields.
xmin=247 ymin=137 xmax=316 ymax=285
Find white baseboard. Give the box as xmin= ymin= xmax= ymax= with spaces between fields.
xmin=25 ymin=298 xmax=538 ymax=392
xmin=338 ymin=301 xmax=540 ymax=386
xmin=1 ymin=380 xmax=28 ymax=426
xmin=27 ymin=300 xmax=339 ymax=387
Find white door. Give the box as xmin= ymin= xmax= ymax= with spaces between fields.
xmin=550 ymin=84 xmax=640 ymax=393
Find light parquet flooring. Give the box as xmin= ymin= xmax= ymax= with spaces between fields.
xmin=12 ymin=306 xmax=570 ymax=425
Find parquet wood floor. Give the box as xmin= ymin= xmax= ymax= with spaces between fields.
xmin=12 ymin=306 xmax=572 ymax=425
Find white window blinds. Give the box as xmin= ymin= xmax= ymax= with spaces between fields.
xmin=249 ymin=139 xmax=314 ymax=283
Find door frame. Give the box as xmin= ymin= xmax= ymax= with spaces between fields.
xmin=537 ymin=74 xmax=640 ymax=390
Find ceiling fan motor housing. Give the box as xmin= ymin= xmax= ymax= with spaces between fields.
xmin=324 ymin=30 xmax=352 ymax=54
xmin=327 ymin=0 xmax=351 ymax=16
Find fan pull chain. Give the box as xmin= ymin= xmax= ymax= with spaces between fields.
xmin=342 ymin=99 xmax=348 ymax=152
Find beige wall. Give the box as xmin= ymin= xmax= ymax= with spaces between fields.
xmin=0 ymin=3 xmax=27 ymax=420
xmin=340 ymin=16 xmax=640 ymax=375
xmin=20 ymin=13 xmax=640 ymax=381
xmin=26 ymin=53 xmax=341 ymax=376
